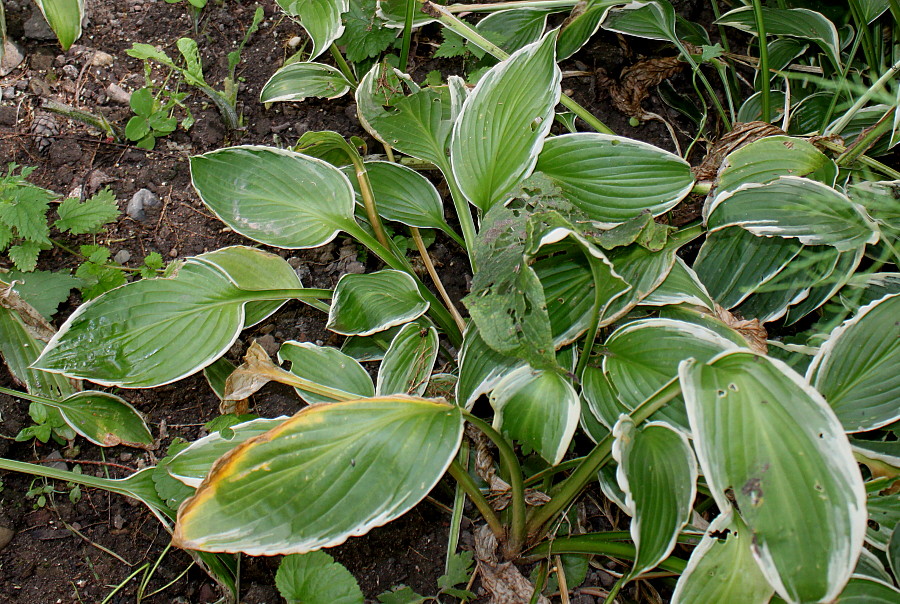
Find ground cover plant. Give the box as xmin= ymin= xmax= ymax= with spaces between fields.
xmin=1 ymin=0 xmax=900 ymax=601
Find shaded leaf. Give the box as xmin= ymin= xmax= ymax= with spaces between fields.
xmin=279 ymin=341 xmax=374 ymax=404
xmin=376 ymin=323 xmax=438 ymax=397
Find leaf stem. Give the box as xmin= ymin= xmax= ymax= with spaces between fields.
xmin=0 ymin=385 xmax=65 ymax=408
xmin=835 ymin=107 xmax=896 ymax=166
xmin=329 ymin=44 xmax=359 ymax=88
xmin=436 ymin=158 xmax=479 ymax=269
xmin=827 ymin=57 xmax=900 ymax=135
xmin=351 ymin=155 xmax=392 ymax=249
xmin=522 ymin=535 xmax=688 ymax=573
xmin=411 ymin=227 xmax=467 ymax=332
xmin=526 ymin=377 xmax=682 ymax=538
xmin=447 ymin=459 xmax=506 ymax=542
xmin=815 ymin=139 xmax=900 ymax=180
xmin=445 ymin=0 xmax=577 ymax=13
xmin=462 ymin=411 xmax=526 ymax=558
xmin=575 ymin=257 xmax=609 ymax=378
xmin=400 ymin=0 xmax=416 ymax=72
xmin=750 ymin=0 xmax=770 ymax=123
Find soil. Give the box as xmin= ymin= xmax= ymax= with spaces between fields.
xmin=0 ymin=0 xmax=711 ymax=601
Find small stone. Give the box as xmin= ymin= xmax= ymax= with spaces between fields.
xmin=0 ymin=106 xmax=17 ymax=127
xmin=114 ymin=250 xmax=131 ymax=264
xmin=2 ymin=87 xmax=16 ymax=100
xmin=287 ymin=36 xmax=303 ymax=48
xmin=24 ymin=10 xmax=57 ymax=41
xmin=256 ymin=334 xmax=278 ymax=356
xmin=112 ymin=514 xmax=125 ymax=530
xmin=119 ymin=452 xmax=133 ymax=462
xmin=67 ymin=185 xmax=83 ymax=199
xmin=126 ymin=188 xmax=159 ymax=220
xmin=0 ymin=527 xmax=13 ymax=551
xmin=87 ymin=170 xmax=113 ymax=193
xmin=45 ymin=451 xmax=68 ymax=471
xmin=91 ymin=51 xmax=114 ymax=67
xmin=169 ymin=248 xmax=178 ymax=258
xmin=0 ymin=41 xmax=25 ymax=77
xmin=61 ymin=64 xmax=79 ymax=79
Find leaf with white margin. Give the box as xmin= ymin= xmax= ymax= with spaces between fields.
xmin=376 ymin=0 xmax=435 ymax=28
xmin=867 ymin=494 xmax=899 ymax=551
xmin=581 ymin=366 xmax=629 ymax=430
xmin=46 ymin=391 xmax=154 ymax=449
xmin=681 ymin=351 xmax=866 ymax=603
xmin=376 ymin=323 xmax=439 ymax=397
xmin=327 ymin=270 xmax=429 ymax=336
xmin=34 ymin=0 xmax=84 ymax=50
xmin=200 ymin=246 xmax=305 ymax=328
xmin=456 ymin=326 xmax=524 ymax=410
xmin=173 ymin=397 xmax=464 ymax=555
xmin=472 ymin=9 xmax=552 ymax=59
xmin=672 ymin=512 xmax=774 ymax=604
xmin=784 ymin=246 xmax=864 ymax=325
xmin=715 ymin=6 xmax=841 ymax=70
xmin=260 ymin=62 xmax=352 ymax=103
xmin=535 ymin=133 xmax=694 ymax=225
xmin=557 ymin=0 xmax=623 ymax=60
xmin=641 ymin=257 xmax=714 ymax=310
xmin=829 ymin=577 xmax=900 ymax=602
xmin=579 ymin=396 xmax=611 ymax=444
xmin=168 ymin=417 xmax=289 ymax=487
xmin=278 ymin=341 xmax=374 ymax=404
xmin=601 ymin=0 xmax=676 ymax=42
xmin=275 ymin=0 xmax=348 ymax=60
xmin=613 ymin=417 xmax=696 ymax=580
xmin=490 ymin=366 xmax=580 ymax=465
xmin=807 ymin=294 xmax=900 ymax=432
xmin=190 ymin=146 xmax=356 ymax=249
xmin=839 ymin=272 xmax=900 ymax=312
xmin=854 ymin=547 xmax=894 ymax=584
xmin=604 ymin=318 xmax=742 ymax=430
xmin=706 ymin=176 xmax=879 ymax=252
xmin=450 ymin=30 xmax=561 ymax=210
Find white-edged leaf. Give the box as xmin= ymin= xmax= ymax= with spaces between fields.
xmin=450 ymin=30 xmax=561 ymax=210
xmin=173 ymin=397 xmax=463 ymax=555
xmin=641 ymin=257 xmax=714 ymax=310
xmin=557 ymin=0 xmax=622 ymax=60
xmin=833 ymin=577 xmax=900 ymax=602
xmin=473 ymin=9 xmax=551 ymax=58
xmin=535 ymin=133 xmax=694 ymax=225
xmin=278 ymin=341 xmax=374 ymax=404
xmin=190 ymin=146 xmax=356 ymax=249
xmin=276 ymin=0 xmax=349 ymax=60
xmin=260 ymin=62 xmax=352 ymax=103
xmin=807 ymin=294 xmax=900 ymax=432
xmin=327 ymin=270 xmax=429 ymax=336
xmin=613 ymin=417 xmax=697 ymax=579
xmin=601 ymin=0 xmax=677 ymax=42
xmin=49 ymin=391 xmax=154 ymax=449
xmin=34 ymin=0 xmax=83 ymax=50
xmin=681 ymin=351 xmax=867 ymax=603
xmin=490 ymin=366 xmax=579 ymax=465
xmin=581 ymin=366 xmax=629 ymax=430
xmin=456 ymin=326 xmax=524 ymax=410
xmin=376 ymin=323 xmax=439 ymax=396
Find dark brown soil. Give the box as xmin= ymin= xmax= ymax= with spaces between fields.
xmin=0 ymin=0 xmax=708 ymax=601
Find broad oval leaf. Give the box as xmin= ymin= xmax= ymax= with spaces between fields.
xmin=613 ymin=418 xmax=697 ymax=580
xmin=376 ymin=323 xmax=439 ymax=397
xmin=34 ymin=0 xmax=84 ymax=50
xmin=456 ymin=326 xmax=524 ymax=410
xmin=51 ymin=391 xmax=154 ymax=449
xmin=535 ymin=133 xmax=694 ymax=224
xmin=490 ymin=366 xmax=580 ymax=465
xmin=581 ymin=366 xmax=629 ymax=430
xmin=474 ymin=9 xmax=551 ymax=58
xmin=327 ymin=270 xmax=429 ymax=336
xmin=260 ymin=62 xmax=352 ymax=103
xmin=558 ymin=0 xmax=621 ymax=60
xmin=276 ymin=551 xmax=363 ymax=604
xmin=450 ymin=31 xmax=561 ymax=210
xmin=832 ymin=577 xmax=900 ymax=603
xmin=172 ymin=397 xmax=464 ymax=555
xmin=168 ymin=417 xmax=289 ymax=487
xmin=190 ymin=146 xmax=356 ymax=249
xmin=807 ymin=294 xmax=900 ymax=432
xmin=706 ymin=176 xmax=879 ymax=252
xmin=345 ymin=161 xmax=449 ymax=232
xmin=681 ymin=352 xmax=866 ymax=603
xmin=33 ymin=260 xmax=248 ymax=388
xmin=278 ymin=341 xmax=374 ymax=404
xmin=672 ymin=512 xmax=774 ymax=604
xmin=641 ymin=257 xmax=714 ymax=310
xmin=276 ymin=0 xmax=348 ymax=60
xmin=601 ymin=0 xmax=676 ymax=41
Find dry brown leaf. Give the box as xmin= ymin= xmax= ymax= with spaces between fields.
xmin=0 ymin=280 xmax=56 ymax=343
xmin=693 ymin=121 xmax=786 ymax=182
xmin=714 ymin=305 xmax=768 ymax=354
xmin=597 ymin=56 xmax=684 ymax=120
xmin=474 ymin=524 xmax=549 ymax=604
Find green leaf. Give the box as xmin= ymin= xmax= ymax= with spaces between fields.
xmin=8 ymin=241 xmax=42 ymax=272
xmin=491 ymin=367 xmax=580 ymax=465
xmin=438 ymin=550 xmax=474 ymax=591
xmin=278 ymin=341 xmax=374 ymax=404
xmin=706 ymin=177 xmax=879 ymax=252
xmin=889 ymin=523 xmax=900 ymax=580
xmin=0 ymin=189 xmax=51 ymax=245
xmin=33 ymin=0 xmax=83 ymax=50
xmin=681 ymin=352 xmax=866 ymax=603
xmin=129 ymin=87 xmax=155 ymax=117
xmin=601 ymin=0 xmax=677 ymax=41
xmin=473 ymin=9 xmax=551 ymax=59
xmin=716 ymin=6 xmax=841 ymax=70
xmin=641 ymin=257 xmax=714 ymax=310
xmin=0 ymin=304 xmax=75 ymax=399
xmin=535 ymin=133 xmax=694 ymax=224
xmin=74 ymin=258 xmax=127 ymax=300
xmin=581 ymin=366 xmax=628 ymax=430
xmin=276 ymin=0 xmax=349 ymax=60
xmin=276 ymin=551 xmax=363 ymax=604
xmin=672 ymin=512 xmax=774 ymax=604
xmin=376 ymin=324 xmax=438 ymax=397
xmin=203 ymin=357 xmax=236 ymax=400
xmin=176 ymin=37 xmax=204 ymax=84
xmin=6 ymin=269 xmax=79 ymax=319
xmin=44 ymin=391 xmax=153 ymax=448
xmin=832 ymin=577 xmax=900 ymax=602
xmin=807 ymin=294 xmax=900 ymax=432
xmin=54 ymin=188 xmax=119 ymax=235
xmin=173 ymin=397 xmax=464 ymax=554
xmin=456 ymin=325 xmax=524 ymax=410
xmin=190 ymin=146 xmax=357 ymax=249
xmin=377 ymin=586 xmax=428 ymax=604
xmin=336 ymin=0 xmax=397 ymax=62
xmin=376 ymin=0 xmax=435 ymax=28
xmin=450 ymin=31 xmax=560 ymax=210
xmin=260 ymin=62 xmax=352 ymax=103
xmin=613 ymin=417 xmax=696 ymax=580
xmin=327 ymin=269 xmax=429 ymax=336
xmin=558 ymin=1 xmax=622 ymax=60
xmin=167 ymin=417 xmax=289 ymax=487
xmin=125 ymin=116 xmax=151 ymax=142
xmin=434 ymin=28 xmax=468 ymax=58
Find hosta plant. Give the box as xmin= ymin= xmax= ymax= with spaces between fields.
xmin=3 ymin=1 xmax=900 ymax=602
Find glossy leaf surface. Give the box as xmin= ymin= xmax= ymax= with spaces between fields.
xmin=276 ymin=0 xmax=348 ymax=60
xmin=52 ymin=391 xmax=154 ymax=449
xmin=278 ymin=341 xmax=374 ymax=404
xmin=376 ymin=323 xmax=439 ymax=397
xmin=260 ymin=62 xmax=352 ymax=103
xmin=327 ymin=270 xmax=428 ymax=336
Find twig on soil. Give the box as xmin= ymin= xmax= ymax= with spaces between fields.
xmin=59 ymin=517 xmax=137 ymax=566
xmin=33 ymin=458 xmax=138 ymax=472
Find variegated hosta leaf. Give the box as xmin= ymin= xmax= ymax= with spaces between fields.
xmin=278 ymin=341 xmax=374 ymax=404
xmin=450 ymin=31 xmax=561 ymax=210
xmin=672 ymin=512 xmax=774 ymax=604
xmin=829 ymin=577 xmax=900 ymax=602
xmin=557 ymin=0 xmax=622 ymax=60
xmin=376 ymin=323 xmax=439 ymax=397
xmin=190 ymin=146 xmax=357 ymax=249
xmin=603 ymin=318 xmax=743 ymax=430
xmin=260 ymin=62 xmax=352 ymax=103
xmin=705 ymin=176 xmax=879 ymax=252
xmin=327 ymin=270 xmax=429 ymax=336
xmin=34 ymin=0 xmax=84 ymax=50
xmin=640 ymin=257 xmax=714 ymax=310
xmin=612 ymin=417 xmax=697 ymax=580
xmin=173 ymin=397 xmax=464 ymax=555
xmin=490 ymin=366 xmax=580 ymax=466
xmin=681 ymin=352 xmax=866 ymax=603
xmin=168 ymin=417 xmax=289 ymax=487
xmin=456 ymin=326 xmax=524 ymax=410
xmin=534 ymin=133 xmax=694 ymax=225
xmin=375 ymin=0 xmax=436 ymax=28
xmin=33 ymin=248 xmax=320 ymax=388
xmin=601 ymin=0 xmax=677 ymax=41
xmin=783 ymin=247 xmax=864 ymax=325
xmin=581 ymin=366 xmax=629 ymax=430
xmin=0 ymin=304 xmax=75 ymax=399
xmin=472 ymin=9 xmax=552 ymax=58
xmin=276 ymin=0 xmax=349 ymax=60
xmin=807 ymin=294 xmax=900 ymax=432
xmin=48 ymin=391 xmax=154 ymax=449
